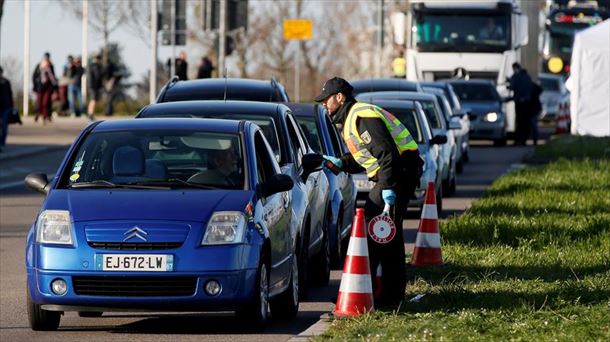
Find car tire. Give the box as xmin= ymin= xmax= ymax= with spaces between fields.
xmin=330 ymin=213 xmax=343 ymax=269
xmin=311 ymin=216 xmax=331 ymax=287
xmin=237 ymin=255 xmax=269 ymax=329
xmin=298 ymin=232 xmax=309 ymax=300
xmin=270 ymin=252 xmax=299 ymax=319
xmin=27 ymin=289 xmax=61 ymax=331
xmin=456 ymin=158 xmax=464 ymax=174
xmin=78 ymin=312 xmax=103 ymax=318
xmin=494 ymin=134 xmax=507 ymax=146
xmin=463 ymin=149 xmax=470 ymax=162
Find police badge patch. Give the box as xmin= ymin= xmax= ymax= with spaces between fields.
xmin=361 ymin=130 xmax=372 ymax=144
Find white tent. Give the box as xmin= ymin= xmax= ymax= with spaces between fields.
xmin=565 ymin=19 xmax=610 ymax=136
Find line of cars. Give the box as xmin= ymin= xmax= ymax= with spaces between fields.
xmin=24 ymin=75 xmax=498 ymax=331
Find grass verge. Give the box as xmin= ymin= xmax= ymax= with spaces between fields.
xmin=318 ymin=137 xmax=610 ymax=341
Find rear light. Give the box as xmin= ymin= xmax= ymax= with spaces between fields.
xmin=564 ymin=65 xmax=571 ymax=73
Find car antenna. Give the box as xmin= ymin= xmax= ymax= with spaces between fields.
xmin=223 ymin=67 xmax=228 ymax=102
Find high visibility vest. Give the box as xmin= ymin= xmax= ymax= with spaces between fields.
xmin=342 ymin=103 xmax=418 ymax=178
xmin=392 ymin=57 xmax=406 ymax=78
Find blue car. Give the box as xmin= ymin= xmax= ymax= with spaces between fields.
xmin=137 ymin=101 xmax=332 ymax=292
xmin=286 ymin=103 xmax=357 ymax=268
xmin=24 ymin=118 xmax=316 ymax=330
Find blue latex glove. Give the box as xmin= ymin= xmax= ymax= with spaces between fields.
xmin=322 ymin=155 xmax=342 ymax=168
xmin=382 ymin=189 xmax=396 ymax=206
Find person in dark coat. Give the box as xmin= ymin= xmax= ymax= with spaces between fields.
xmin=507 ymin=62 xmax=533 ymax=145
xmin=66 ymin=56 xmax=85 ymax=116
xmin=87 ymin=55 xmax=103 ymax=120
xmin=197 ymin=55 xmax=214 ymax=79
xmin=103 ymin=60 xmax=120 ymax=116
xmin=168 ymin=51 xmax=188 ymax=80
xmin=0 ymin=66 xmax=14 ymax=149
xmin=32 ymin=52 xmax=57 ymax=122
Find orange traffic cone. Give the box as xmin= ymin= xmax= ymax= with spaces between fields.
xmin=411 ymin=182 xmax=443 ymax=266
xmin=334 ymin=208 xmax=374 ymax=316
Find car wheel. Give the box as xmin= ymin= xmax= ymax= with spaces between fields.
xmin=456 ymin=157 xmax=464 ymax=174
xmin=298 ymin=232 xmax=309 ymax=300
xmin=463 ymin=149 xmax=470 ymax=162
xmin=331 ymin=213 xmax=343 ymax=269
xmin=237 ymin=255 xmax=269 ymax=328
xmin=311 ymin=216 xmax=330 ymax=286
xmin=27 ymin=289 xmax=61 ymax=331
xmin=270 ymin=252 xmax=299 ymax=319
xmin=78 ymin=312 xmax=103 ymax=317
xmin=494 ymin=134 xmax=507 ymax=146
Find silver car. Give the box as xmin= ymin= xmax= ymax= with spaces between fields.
xmin=356 ymin=91 xmax=458 ymax=196
xmin=352 ymin=100 xmax=445 ymax=213
xmin=539 ymin=73 xmax=570 ymax=122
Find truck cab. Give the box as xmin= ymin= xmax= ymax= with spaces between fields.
xmin=405 ymin=0 xmax=528 ymax=134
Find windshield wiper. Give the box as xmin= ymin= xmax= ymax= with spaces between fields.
xmin=69 ymin=180 xmax=170 ymax=190
xmin=134 ymin=178 xmax=218 ymax=189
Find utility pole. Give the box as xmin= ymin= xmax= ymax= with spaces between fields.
xmin=23 ymin=0 xmax=31 ymax=116
xmin=520 ymin=0 xmax=541 ymax=82
xmin=376 ymin=0 xmax=384 ymax=78
xmin=150 ymin=0 xmax=158 ymax=103
xmin=219 ymin=0 xmax=227 ymax=76
xmin=170 ymin=0 xmax=176 ymax=77
xmin=295 ymin=43 xmax=301 ymax=102
xmin=81 ymin=0 xmax=88 ymax=104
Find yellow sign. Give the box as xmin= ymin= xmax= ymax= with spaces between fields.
xmin=283 ymin=19 xmax=313 ymax=40
xmin=548 ymin=57 xmax=564 ymax=74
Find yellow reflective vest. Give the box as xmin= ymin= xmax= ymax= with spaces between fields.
xmin=342 ymin=103 xmax=418 ymax=178
xmin=392 ymin=57 xmax=406 ymax=78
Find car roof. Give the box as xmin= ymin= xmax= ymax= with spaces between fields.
xmin=138 ymin=100 xmax=285 ymax=119
xmin=367 ymin=99 xmax=417 ymax=110
xmin=160 ymin=78 xmax=287 ymax=102
xmin=422 ymin=87 xmax=445 ymax=95
xmin=350 ymin=78 xmax=422 ymax=94
xmin=357 ymin=91 xmax=437 ymax=102
xmin=284 ymin=102 xmax=319 ymax=117
xmin=92 ymin=117 xmax=243 ymax=133
xmin=447 ymin=79 xmax=495 ymax=86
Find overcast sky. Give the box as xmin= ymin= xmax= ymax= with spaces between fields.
xmin=1 ymin=0 xmax=164 ymax=87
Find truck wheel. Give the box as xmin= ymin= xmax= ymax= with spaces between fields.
xmin=27 ymin=290 xmax=61 ymax=331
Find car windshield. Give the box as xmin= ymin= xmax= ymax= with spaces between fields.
xmin=382 ymin=107 xmax=424 ymax=144
xmin=295 ymin=116 xmax=323 ymax=154
xmin=540 ymin=78 xmax=560 ymax=92
xmin=451 ymin=83 xmax=500 ymax=102
xmin=61 ymin=130 xmax=245 ymax=189
xmin=413 ymin=12 xmax=510 ymax=52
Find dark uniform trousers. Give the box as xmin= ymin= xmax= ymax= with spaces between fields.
xmin=363 ymin=151 xmax=422 ymax=305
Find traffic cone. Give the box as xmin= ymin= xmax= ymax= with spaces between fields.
xmin=334 ymin=208 xmax=374 ymax=317
xmin=411 ymin=182 xmax=443 ymax=266
xmin=555 ymin=104 xmax=569 ymax=134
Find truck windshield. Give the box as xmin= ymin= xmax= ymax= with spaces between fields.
xmin=413 ymin=12 xmax=510 ymax=52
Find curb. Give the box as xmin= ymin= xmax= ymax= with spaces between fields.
xmin=288 ymin=313 xmax=333 ymax=342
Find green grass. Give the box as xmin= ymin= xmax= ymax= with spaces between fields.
xmin=532 ymin=135 xmax=610 ymax=161
xmin=317 ymin=147 xmax=610 ymax=340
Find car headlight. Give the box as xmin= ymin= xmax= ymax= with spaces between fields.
xmin=36 ymin=210 xmax=74 ymax=245
xmin=483 ymin=112 xmax=499 ymax=123
xmin=202 ymin=211 xmax=247 ymax=245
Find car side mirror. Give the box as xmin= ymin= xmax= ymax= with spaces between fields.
xmin=260 ymin=174 xmax=294 ymax=197
xmin=301 ymin=153 xmax=324 ymax=179
xmin=452 ymin=109 xmax=469 ymax=119
xmin=25 ymin=172 xmax=50 ymax=195
xmin=449 ymin=117 xmax=462 ymax=130
xmin=430 ymin=134 xmax=448 ymax=145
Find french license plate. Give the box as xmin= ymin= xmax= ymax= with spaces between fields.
xmin=355 ymin=179 xmax=375 ymax=190
xmin=96 ymin=254 xmax=174 ymax=272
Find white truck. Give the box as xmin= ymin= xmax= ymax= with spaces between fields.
xmin=404 ymin=0 xmax=529 ymax=135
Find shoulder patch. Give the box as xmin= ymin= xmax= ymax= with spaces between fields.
xmin=361 ymin=130 xmax=372 ymax=144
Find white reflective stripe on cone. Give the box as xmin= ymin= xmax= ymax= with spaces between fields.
xmin=346 ymin=237 xmax=369 ymax=257
xmin=339 ymin=273 xmax=373 ymax=293
xmin=422 ymin=203 xmax=438 ymax=220
xmin=415 ymin=232 xmax=441 ymax=248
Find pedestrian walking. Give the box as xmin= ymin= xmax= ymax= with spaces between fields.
xmin=168 ymin=51 xmax=188 ymax=80
xmin=37 ymin=59 xmax=57 ymax=124
xmin=66 ymin=56 xmax=85 ymax=117
xmin=314 ymin=77 xmax=424 ymax=306
xmin=529 ymin=81 xmax=543 ymax=146
xmin=103 ymin=59 xmax=120 ymax=116
xmin=507 ymin=62 xmax=533 ymax=145
xmin=197 ymin=55 xmax=214 ymax=79
xmin=32 ymin=52 xmax=56 ymax=122
xmin=0 ymin=66 xmax=15 ymax=150
xmin=87 ymin=55 xmax=103 ymax=120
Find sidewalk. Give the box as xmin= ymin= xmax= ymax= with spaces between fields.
xmin=0 ymin=115 xmax=132 ymax=162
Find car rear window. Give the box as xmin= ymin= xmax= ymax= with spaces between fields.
xmin=60 ymin=130 xmax=245 ymax=189
xmin=165 ymin=88 xmax=283 ymax=102
xmin=294 ymin=116 xmax=323 ymax=154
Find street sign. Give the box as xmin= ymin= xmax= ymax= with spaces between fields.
xmin=283 ymin=19 xmax=313 ymax=40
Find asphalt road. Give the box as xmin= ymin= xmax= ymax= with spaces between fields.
xmin=0 ymin=117 xmax=546 ymax=341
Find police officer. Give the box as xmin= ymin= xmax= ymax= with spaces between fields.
xmin=314 ymin=77 xmax=423 ymax=306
